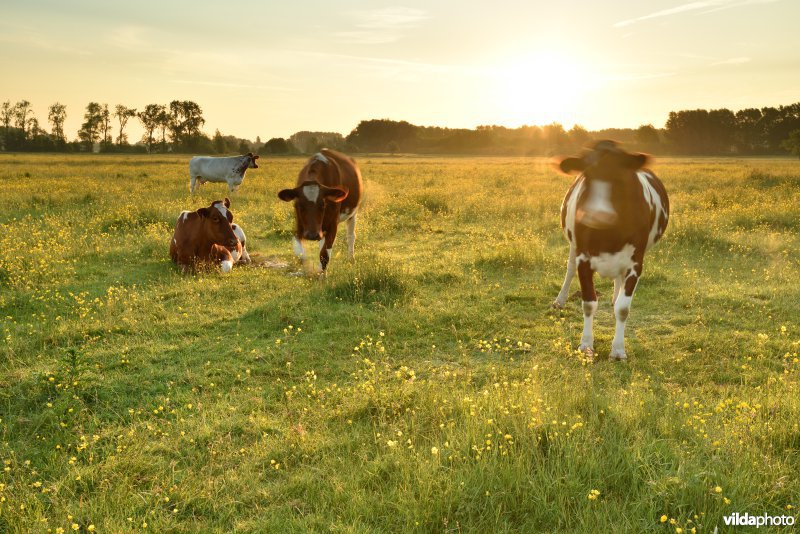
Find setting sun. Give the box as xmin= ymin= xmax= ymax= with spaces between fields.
xmin=491 ymin=51 xmax=592 ymax=127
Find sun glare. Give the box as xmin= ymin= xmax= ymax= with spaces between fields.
xmin=492 ymin=51 xmax=590 ymax=127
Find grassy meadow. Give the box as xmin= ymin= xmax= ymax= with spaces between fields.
xmin=1 ymin=153 xmax=799 ymax=532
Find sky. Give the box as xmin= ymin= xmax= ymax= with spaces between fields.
xmin=1 ymin=0 xmax=799 ymax=142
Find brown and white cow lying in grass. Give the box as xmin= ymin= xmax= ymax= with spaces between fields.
xmin=189 ymin=153 xmax=259 ymax=194
xmin=554 ymin=140 xmax=669 ymax=360
xmin=278 ymin=149 xmax=363 ymax=272
xmin=169 ymin=198 xmax=249 ymax=273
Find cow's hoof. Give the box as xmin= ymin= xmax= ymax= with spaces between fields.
xmin=610 ymin=349 xmax=627 ymax=361
xmin=552 ymin=300 xmax=565 ymax=309
xmin=580 ymin=345 xmax=595 ymax=360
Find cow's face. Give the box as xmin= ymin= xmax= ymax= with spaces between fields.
xmin=559 ymin=140 xmax=648 ymax=229
xmin=247 ymin=152 xmax=259 ymax=169
xmin=198 ymin=198 xmax=240 ymax=251
xmin=278 ymin=180 xmax=349 ymax=241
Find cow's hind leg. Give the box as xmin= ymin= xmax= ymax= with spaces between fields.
xmin=610 ymin=265 xmax=641 ymax=361
xmin=190 ymin=175 xmax=197 ymax=193
xmin=612 ymin=276 xmax=623 ymax=305
xmin=577 ymin=255 xmax=597 ymax=358
xmin=346 ymin=214 xmax=357 ymax=261
xmin=553 ymin=244 xmax=576 ymax=308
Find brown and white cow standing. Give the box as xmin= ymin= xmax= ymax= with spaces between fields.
xmin=278 ymin=148 xmax=363 ymax=271
xmin=169 ymin=198 xmax=243 ymax=273
xmin=553 ymin=140 xmax=669 ymax=360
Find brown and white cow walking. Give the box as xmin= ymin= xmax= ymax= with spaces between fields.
xmin=553 ymin=140 xmax=669 ymax=360
xmin=169 ymin=198 xmax=244 ymax=273
xmin=278 ymin=148 xmax=363 ymax=271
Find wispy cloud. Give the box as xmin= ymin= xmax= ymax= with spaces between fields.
xmin=335 ymin=7 xmax=429 ymax=44
xmin=710 ymin=56 xmax=752 ymax=65
xmin=171 ymin=79 xmax=298 ymax=92
xmin=603 ymin=71 xmax=679 ymax=81
xmin=614 ymin=0 xmax=782 ymax=28
xmin=0 ymin=22 xmax=92 ymax=56
xmin=107 ymin=25 xmax=149 ymax=50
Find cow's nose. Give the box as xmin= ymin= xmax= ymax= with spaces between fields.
xmin=304 ymin=231 xmax=322 ymax=241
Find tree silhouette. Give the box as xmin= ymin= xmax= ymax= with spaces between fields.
xmin=78 ymin=102 xmax=103 ymax=150
xmin=14 ymin=100 xmax=32 ymax=139
xmin=99 ymin=104 xmax=112 ymax=148
xmin=168 ymin=100 xmax=205 ymax=149
xmin=48 ymin=103 xmax=67 ymax=142
xmin=1 ymin=101 xmax=14 ymax=136
xmin=781 ymin=129 xmax=800 ymax=158
xmin=114 ymin=105 xmax=137 ymax=145
xmin=138 ymin=104 xmax=164 ymax=154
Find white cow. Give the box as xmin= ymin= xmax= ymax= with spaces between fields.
xmin=189 ymin=153 xmax=259 ymax=193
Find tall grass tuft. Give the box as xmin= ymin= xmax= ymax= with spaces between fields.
xmin=324 ymin=254 xmax=411 ymax=305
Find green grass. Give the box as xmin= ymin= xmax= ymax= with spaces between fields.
xmin=1 ymin=153 xmax=799 ymax=532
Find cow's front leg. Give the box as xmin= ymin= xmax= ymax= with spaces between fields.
xmin=346 ymin=214 xmax=357 ymax=261
xmin=577 ymin=255 xmax=597 ymax=357
xmin=610 ymin=265 xmax=640 ymax=361
xmin=190 ymin=175 xmax=197 ymax=194
xmin=211 ymin=244 xmax=235 ymax=273
xmin=553 ymin=245 xmax=576 ymax=308
xmin=292 ymin=217 xmax=306 ymax=260
xmin=320 ymin=226 xmax=338 ymax=271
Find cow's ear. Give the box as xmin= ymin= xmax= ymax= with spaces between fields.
xmin=197 ymin=207 xmax=210 ymax=218
xmin=223 ymin=197 xmax=231 ymax=208
xmin=324 ymin=186 xmax=348 ymax=203
xmin=278 ymin=188 xmax=299 ymax=201
xmin=622 ymin=152 xmax=648 ymax=169
xmin=226 ymin=211 xmax=234 ymax=224
xmin=559 ymin=157 xmax=586 ymax=174
xmin=252 ymin=154 xmax=259 ymax=160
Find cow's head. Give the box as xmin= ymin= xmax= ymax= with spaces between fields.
xmin=277 ymin=180 xmax=349 ymax=241
xmin=197 ymin=198 xmax=240 ymax=253
xmin=246 ymin=152 xmax=259 ymax=169
xmin=558 ymin=140 xmax=649 ymax=229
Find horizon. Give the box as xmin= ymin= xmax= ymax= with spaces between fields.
xmin=2 ymin=0 xmax=799 ymax=143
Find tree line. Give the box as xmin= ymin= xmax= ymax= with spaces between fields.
xmin=3 ymin=98 xmax=800 ymax=157
xmin=256 ymin=102 xmax=800 ymax=157
xmin=0 ymin=100 xmax=257 ymax=154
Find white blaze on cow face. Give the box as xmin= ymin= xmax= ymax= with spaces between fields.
xmin=213 ymin=201 xmax=228 ymax=218
xmin=302 ymin=184 xmax=320 ymax=202
xmin=312 ymin=152 xmax=330 ymax=165
xmin=179 ymin=211 xmax=190 ymax=223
